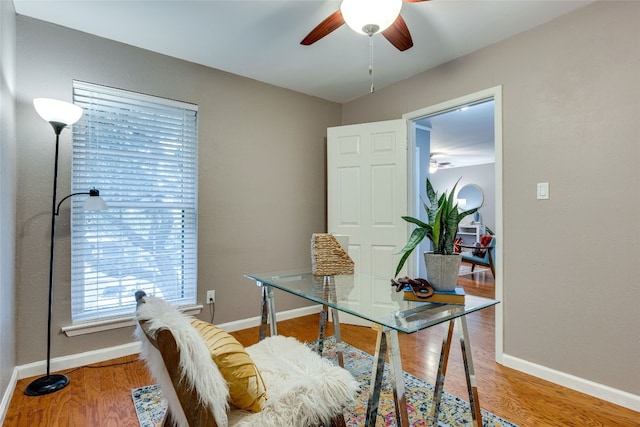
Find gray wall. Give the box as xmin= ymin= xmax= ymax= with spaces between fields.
xmin=343 ymin=1 xmax=640 ymax=396
xmin=0 ymin=0 xmax=17 ymax=415
xmin=15 ymin=16 xmax=340 ymax=365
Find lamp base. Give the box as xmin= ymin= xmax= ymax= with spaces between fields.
xmin=24 ymin=373 xmax=69 ymax=396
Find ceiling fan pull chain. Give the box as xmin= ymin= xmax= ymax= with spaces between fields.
xmin=369 ymin=34 xmax=375 ymax=93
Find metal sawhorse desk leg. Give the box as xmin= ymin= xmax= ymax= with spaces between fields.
xmin=258 ymin=282 xmax=277 ymax=341
xmin=365 ymin=324 xmax=409 ymax=427
xmin=430 ymin=316 xmax=483 ymax=427
xmin=317 ymin=275 xmax=345 ymax=367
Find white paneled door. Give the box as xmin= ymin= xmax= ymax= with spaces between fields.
xmin=327 ymin=119 xmax=408 ymax=325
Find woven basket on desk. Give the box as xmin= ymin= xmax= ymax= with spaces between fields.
xmin=311 ymin=233 xmax=354 ymax=276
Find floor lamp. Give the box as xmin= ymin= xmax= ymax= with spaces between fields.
xmin=24 ymin=98 xmax=108 ymax=396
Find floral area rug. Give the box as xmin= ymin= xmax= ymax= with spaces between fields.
xmin=132 ymin=384 xmax=167 ymax=427
xmin=132 ymin=339 xmax=517 ymax=427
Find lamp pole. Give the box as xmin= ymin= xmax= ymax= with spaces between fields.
xmin=46 ymin=124 xmax=64 ymax=380
xmin=25 ymin=99 xmax=106 ymax=396
xmin=25 ymin=122 xmax=71 ymax=395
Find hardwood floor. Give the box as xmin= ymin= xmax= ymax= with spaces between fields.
xmin=5 ymin=268 xmax=639 ymax=426
xmin=5 ymin=354 xmax=150 ymax=426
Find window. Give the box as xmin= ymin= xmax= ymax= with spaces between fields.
xmin=71 ymin=81 xmax=198 ymax=323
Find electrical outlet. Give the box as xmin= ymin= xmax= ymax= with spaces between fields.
xmin=206 ymin=290 xmax=215 ymax=304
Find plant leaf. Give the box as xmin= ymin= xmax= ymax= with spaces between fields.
xmin=401 ymin=216 xmax=430 ymax=229
xmin=395 ymin=250 xmax=413 ymax=277
xmin=443 ymin=208 xmax=460 ymax=254
xmin=398 ymin=227 xmax=428 ymax=253
xmin=426 ymin=179 xmax=439 ymax=223
xmin=395 ymin=227 xmax=427 ymax=276
xmin=458 ymin=208 xmax=478 ymax=219
xmin=432 ymin=207 xmax=442 ymax=251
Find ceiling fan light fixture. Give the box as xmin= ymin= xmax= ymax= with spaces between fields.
xmin=340 ymin=0 xmax=403 ymax=35
xmin=429 ymin=159 xmax=438 ymax=174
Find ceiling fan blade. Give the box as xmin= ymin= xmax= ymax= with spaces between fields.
xmin=301 ymin=10 xmax=345 ymax=46
xmin=382 ymin=15 xmax=413 ymax=51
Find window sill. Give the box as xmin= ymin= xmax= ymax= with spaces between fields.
xmin=61 ymin=304 xmax=203 ymax=337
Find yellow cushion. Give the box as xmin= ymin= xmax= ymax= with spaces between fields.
xmin=190 ymin=319 xmax=267 ymax=412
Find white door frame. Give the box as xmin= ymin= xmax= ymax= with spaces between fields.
xmin=402 ymin=86 xmax=504 ymax=363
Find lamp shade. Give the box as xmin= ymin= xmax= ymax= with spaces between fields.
xmin=83 ymin=189 xmax=108 ymax=211
xmin=340 ymin=0 xmax=402 ymax=34
xmin=33 ymin=98 xmax=83 ymax=126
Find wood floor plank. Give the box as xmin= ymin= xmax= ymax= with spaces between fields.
xmin=84 ymin=360 xmax=104 ymax=426
xmin=36 ymin=376 xmax=69 ymax=427
xmin=11 ymin=377 xmax=44 ymax=426
xmin=66 ymin=366 xmax=88 ymax=427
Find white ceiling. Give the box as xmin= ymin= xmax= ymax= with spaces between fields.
xmin=418 ymin=99 xmax=496 ymax=169
xmin=13 ymin=0 xmax=592 ymax=104
xmin=13 ymin=0 xmax=593 ymax=168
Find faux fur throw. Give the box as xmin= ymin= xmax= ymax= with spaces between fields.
xmin=228 ymin=335 xmax=360 ymax=426
xmin=134 ymin=296 xmax=230 ymax=427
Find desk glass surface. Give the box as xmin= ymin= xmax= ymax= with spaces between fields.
xmin=245 ymin=270 xmax=498 ymax=334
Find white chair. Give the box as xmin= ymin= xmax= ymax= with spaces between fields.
xmin=134 ymin=291 xmax=359 ymax=427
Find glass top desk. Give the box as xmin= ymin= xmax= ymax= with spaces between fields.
xmin=244 ymin=270 xmax=498 ymax=427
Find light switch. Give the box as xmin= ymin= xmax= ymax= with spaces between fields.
xmin=537 ymin=182 xmax=549 ymax=200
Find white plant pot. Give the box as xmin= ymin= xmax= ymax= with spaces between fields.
xmin=423 ymin=252 xmax=461 ymax=291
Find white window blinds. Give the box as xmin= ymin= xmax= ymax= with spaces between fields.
xmin=71 ymin=81 xmax=198 ymax=322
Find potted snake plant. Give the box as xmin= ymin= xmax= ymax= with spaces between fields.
xmin=395 ymin=177 xmax=478 ymax=290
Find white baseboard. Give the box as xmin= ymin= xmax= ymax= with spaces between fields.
xmin=16 ymin=341 xmax=142 ymax=380
xmin=0 ymin=368 xmax=18 ymax=425
xmin=502 ymin=354 xmax=640 ymax=412
xmin=14 ymin=304 xmax=323 ymax=381
xmin=219 ymin=304 xmax=322 ymax=332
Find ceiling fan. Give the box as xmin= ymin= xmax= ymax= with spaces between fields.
xmin=301 ymin=0 xmax=429 ymax=52
xmin=429 ymin=153 xmax=451 ymax=173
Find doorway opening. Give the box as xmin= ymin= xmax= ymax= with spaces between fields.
xmin=403 ymin=86 xmax=504 ymax=362
xmin=413 ymin=99 xmax=495 ymax=277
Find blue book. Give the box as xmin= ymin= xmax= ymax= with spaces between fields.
xmin=402 ymin=285 xmax=466 ymax=304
